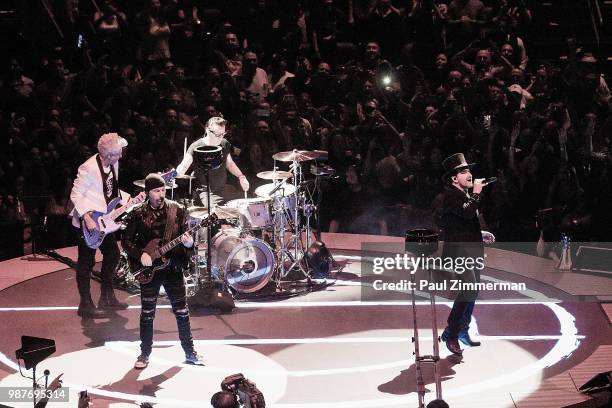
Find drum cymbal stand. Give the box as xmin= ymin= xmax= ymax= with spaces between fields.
xmin=410 ymin=267 xmax=442 ymax=407
xmin=273 ymin=158 xmax=310 ymax=287
xmin=272 ymin=197 xmax=290 ymax=288
xmin=303 ymin=201 xmax=315 ymax=251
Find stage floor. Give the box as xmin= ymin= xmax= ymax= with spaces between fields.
xmin=0 ymin=236 xmax=611 ymax=408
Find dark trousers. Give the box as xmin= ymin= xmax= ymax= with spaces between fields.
xmin=139 ymin=265 xmax=194 ymax=356
xmin=76 ymin=228 xmax=120 ymax=298
xmin=446 ymin=268 xmax=480 ymax=338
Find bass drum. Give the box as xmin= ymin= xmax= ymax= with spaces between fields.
xmin=211 ymin=230 xmax=275 ymax=293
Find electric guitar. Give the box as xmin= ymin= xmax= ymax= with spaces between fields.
xmin=131 ymin=213 xmax=218 ymax=284
xmin=82 ymin=169 xmax=177 ymax=249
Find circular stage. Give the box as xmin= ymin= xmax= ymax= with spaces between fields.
xmin=0 ymin=241 xmax=610 ymax=408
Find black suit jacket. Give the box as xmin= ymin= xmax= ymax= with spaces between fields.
xmin=438 ymin=186 xmax=484 ymax=259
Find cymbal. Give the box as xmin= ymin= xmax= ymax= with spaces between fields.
xmin=311 ymin=150 xmax=329 ymax=160
xmin=187 ymin=205 xmax=208 ymax=214
xmin=174 ymin=174 xmax=196 ymax=180
xmin=256 ymin=170 xmax=292 ymax=180
xmin=133 ymin=179 xmax=177 ymax=189
xmin=189 ymin=205 xmax=240 ymax=220
xmin=188 ymin=206 xmax=219 ymax=220
xmin=254 ymin=182 xmax=296 ymax=198
xmin=212 ymin=206 xmax=241 ymax=219
xmin=188 ymin=209 xmax=211 ymax=220
xmin=187 ymin=206 xmax=208 ymax=212
xmin=272 ymin=150 xmax=321 ymax=162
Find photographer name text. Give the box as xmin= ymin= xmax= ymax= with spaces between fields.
xmin=372 ymin=279 xmax=526 ymax=291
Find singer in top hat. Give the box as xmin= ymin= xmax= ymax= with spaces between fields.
xmin=437 ymin=153 xmax=495 ymax=356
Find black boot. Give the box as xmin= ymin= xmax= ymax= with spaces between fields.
xmin=445 ymin=337 xmax=463 ymax=355
xmin=77 ymin=296 xmax=106 ymax=318
xmin=441 ymin=327 xmax=463 ymax=355
xmin=458 ymin=331 xmax=481 ymax=347
xmin=98 ymin=286 xmax=129 ymax=310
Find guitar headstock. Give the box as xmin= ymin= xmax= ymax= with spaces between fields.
xmin=130 ymin=192 xmax=146 ymax=205
xmin=161 ymin=169 xmax=178 ymax=183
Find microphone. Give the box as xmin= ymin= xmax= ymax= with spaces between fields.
xmin=268 ymin=179 xmax=286 ymax=196
xmin=482 ymin=177 xmax=497 ymax=186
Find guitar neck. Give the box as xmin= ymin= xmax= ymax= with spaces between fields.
xmin=157 ymin=216 xmax=213 ymax=257
xmin=107 ymin=169 xmax=176 ymax=222
xmin=109 ymin=201 xmax=131 ymax=220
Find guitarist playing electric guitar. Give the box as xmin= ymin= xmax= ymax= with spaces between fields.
xmin=122 ymin=173 xmax=205 ymax=369
xmin=70 ymin=133 xmax=141 ymax=318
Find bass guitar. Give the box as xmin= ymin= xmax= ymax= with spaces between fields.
xmin=131 ymin=213 xmax=218 ymax=284
xmin=82 ymin=169 xmax=177 ymax=249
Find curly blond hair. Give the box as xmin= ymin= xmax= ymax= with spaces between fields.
xmin=97 ymin=132 xmax=127 ymax=155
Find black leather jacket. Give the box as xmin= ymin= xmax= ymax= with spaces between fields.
xmin=122 ymin=199 xmax=192 ymax=270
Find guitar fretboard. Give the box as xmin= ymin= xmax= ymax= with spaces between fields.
xmin=110 ymin=169 xmax=175 ymax=223
xmin=155 ymin=214 xmax=216 ymax=258
xmin=109 ymin=198 xmax=136 ymax=219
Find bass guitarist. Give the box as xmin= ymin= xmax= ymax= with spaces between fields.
xmin=70 ymin=133 xmax=142 ymax=318
xmin=122 ymin=173 xmax=203 ymax=369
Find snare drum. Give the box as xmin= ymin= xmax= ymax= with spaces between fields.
xmin=225 ymin=198 xmax=272 ymax=230
xmin=211 ymin=230 xmax=275 ymax=293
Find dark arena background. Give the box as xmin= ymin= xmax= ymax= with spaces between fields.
xmin=0 ymin=1 xmax=611 ymax=408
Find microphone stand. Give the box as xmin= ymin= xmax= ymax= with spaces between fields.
xmin=205 ymin=171 xmax=212 ymax=282
xmin=315 ymin=175 xmax=323 ymax=241
xmin=190 ymin=144 xmax=227 ymax=308
xmin=406 ymin=231 xmax=443 ymax=407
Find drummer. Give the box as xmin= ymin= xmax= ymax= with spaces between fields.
xmin=176 ymin=117 xmax=249 ymax=206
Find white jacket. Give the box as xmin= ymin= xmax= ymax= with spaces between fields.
xmin=70 ymin=154 xmax=129 ymax=227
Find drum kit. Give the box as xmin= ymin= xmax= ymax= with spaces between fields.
xmin=125 ymin=149 xmax=335 ymax=299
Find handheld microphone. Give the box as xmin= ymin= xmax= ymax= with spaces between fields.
xmin=482 ymin=177 xmax=497 ymax=186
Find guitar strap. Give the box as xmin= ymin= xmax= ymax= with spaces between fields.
xmin=163 ymin=201 xmax=178 ymax=244
xmin=96 ymin=154 xmax=119 ymax=205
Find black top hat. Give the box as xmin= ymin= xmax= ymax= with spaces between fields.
xmin=442 ymin=153 xmax=475 ymax=178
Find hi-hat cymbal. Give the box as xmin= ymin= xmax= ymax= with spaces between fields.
xmin=187 ymin=206 xmax=208 ymax=212
xmin=256 ymin=170 xmax=293 ymax=180
xmin=189 ymin=205 xmax=240 ymax=220
xmin=212 ymin=206 xmax=241 ymax=219
xmin=174 ymin=174 xmax=196 ymax=180
xmin=272 ymin=150 xmax=321 ymax=162
xmin=188 ymin=208 xmax=211 ymax=220
xmin=133 ymin=179 xmax=177 ymax=189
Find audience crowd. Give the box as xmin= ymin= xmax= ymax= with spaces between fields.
xmin=1 ymin=0 xmax=611 ymax=260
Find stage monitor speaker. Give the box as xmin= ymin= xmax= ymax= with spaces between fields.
xmin=563 ymin=371 xmax=612 ymax=408
xmin=15 ymin=336 xmax=56 ymax=370
xmin=306 ymin=241 xmax=333 ymax=278
xmin=579 ymin=371 xmax=612 ymax=394
xmin=574 ymin=245 xmax=612 ymax=276
xmin=188 ymin=282 xmax=235 ymax=313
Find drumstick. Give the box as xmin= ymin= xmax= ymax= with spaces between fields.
xmin=244 ymin=191 xmax=247 ymax=199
